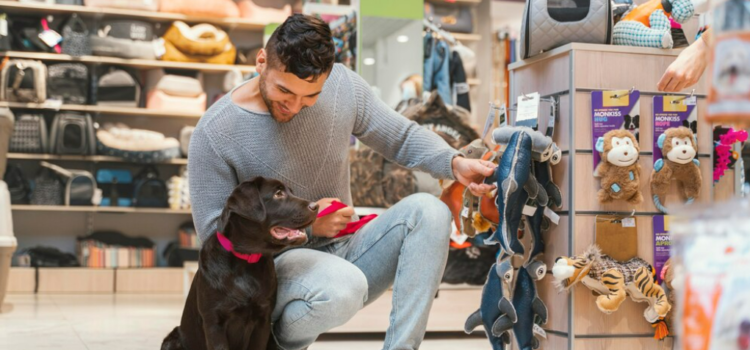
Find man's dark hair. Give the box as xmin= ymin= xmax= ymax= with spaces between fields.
xmin=266 ymin=14 xmax=335 ymax=81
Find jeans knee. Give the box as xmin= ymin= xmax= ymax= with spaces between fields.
xmin=403 ymin=193 xmax=452 ymax=224
xmin=303 ymin=266 xmax=368 ymax=329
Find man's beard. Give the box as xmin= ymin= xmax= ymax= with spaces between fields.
xmin=259 ymin=74 xmax=296 ymax=123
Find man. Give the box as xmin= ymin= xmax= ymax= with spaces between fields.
xmin=189 ymin=14 xmax=496 ymax=350
xmin=658 ymin=28 xmax=713 ymax=92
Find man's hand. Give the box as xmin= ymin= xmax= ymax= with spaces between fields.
xmin=311 ymin=198 xmax=354 ymax=238
xmin=658 ymin=37 xmax=709 ymax=92
xmin=452 ymin=156 xmax=497 ymax=196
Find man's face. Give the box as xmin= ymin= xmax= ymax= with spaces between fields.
xmin=257 ymin=50 xmax=328 ymax=123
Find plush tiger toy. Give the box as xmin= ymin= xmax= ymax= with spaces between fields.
xmin=551 ymin=245 xmax=672 ymax=339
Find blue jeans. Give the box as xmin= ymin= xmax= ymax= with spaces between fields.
xmin=271 ymin=193 xmax=452 ymax=350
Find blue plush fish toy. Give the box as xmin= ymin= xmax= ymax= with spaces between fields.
xmin=512 ymin=264 xmax=549 ymax=350
xmin=465 ymin=260 xmax=518 ymax=350
xmin=486 ymin=130 xmax=532 ymax=256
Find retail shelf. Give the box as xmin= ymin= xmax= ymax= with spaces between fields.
xmin=0 ymin=102 xmax=203 ymax=119
xmin=451 ymin=33 xmax=482 ymax=42
xmin=426 ymin=0 xmax=482 ymax=5
xmin=467 ymin=78 xmax=481 ymax=86
xmin=11 ymin=205 xmax=192 ymax=214
xmin=7 ymin=153 xmax=188 ymax=165
xmin=0 ymin=1 xmax=269 ymax=31
xmin=0 ymin=51 xmax=256 ymax=73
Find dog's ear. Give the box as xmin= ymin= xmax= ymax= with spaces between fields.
xmin=223 ymin=178 xmax=267 ymax=229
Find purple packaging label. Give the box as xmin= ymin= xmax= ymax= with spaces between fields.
xmin=653 ymin=215 xmax=671 ymax=284
xmin=592 ymin=90 xmax=641 ymax=170
xmin=653 ymin=96 xmax=698 ymax=163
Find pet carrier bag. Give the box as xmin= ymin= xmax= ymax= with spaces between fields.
xmin=47 ymin=63 xmax=89 ymax=104
xmin=9 ymin=114 xmax=48 ymax=154
xmin=96 ymin=169 xmax=133 ymax=207
xmin=49 ymin=112 xmax=97 ymax=155
xmin=96 ymin=68 xmax=141 ymax=107
xmin=520 ymin=0 xmax=613 ymax=59
xmin=1 ymin=59 xmax=47 ymax=103
xmin=133 ymin=166 xmax=168 ymax=208
xmin=40 ymin=162 xmax=96 ymax=206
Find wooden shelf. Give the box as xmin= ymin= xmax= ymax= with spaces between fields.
xmin=426 ymin=0 xmax=482 ymax=5
xmin=0 ymin=101 xmax=203 ymax=119
xmin=451 ymin=32 xmax=482 ymax=42
xmin=11 ymin=205 xmax=192 ymax=215
xmin=0 ymin=1 xmax=269 ymax=31
xmin=0 ymin=51 xmax=256 ymax=73
xmin=8 ymin=153 xmax=188 ymax=165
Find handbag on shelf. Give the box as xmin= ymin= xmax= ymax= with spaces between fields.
xmin=47 ymin=63 xmax=89 ymax=104
xmin=61 ymin=14 xmax=91 ymax=57
xmin=48 ymin=112 xmax=97 ymax=156
xmin=0 ymin=108 xmax=14 ymax=176
xmin=133 ymin=166 xmax=168 ymax=208
xmin=96 ymin=169 xmax=133 ymax=207
xmin=30 ymin=166 xmax=64 ymax=206
xmin=3 ymin=164 xmax=31 ymax=205
xmin=41 ymin=162 xmax=96 ymax=206
xmin=90 ymin=20 xmax=157 ymax=60
xmin=1 ymin=59 xmax=47 ymax=103
xmin=424 ymin=3 xmax=474 ymax=34
xmin=95 ymin=68 xmax=141 ymax=107
xmin=520 ymin=0 xmax=613 ymax=59
xmin=9 ymin=114 xmax=48 ymax=154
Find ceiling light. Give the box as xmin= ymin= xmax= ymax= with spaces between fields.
xmin=397 ymin=35 xmax=409 ymax=43
xmin=364 ymin=58 xmax=376 ymax=66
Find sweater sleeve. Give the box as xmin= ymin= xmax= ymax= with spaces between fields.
xmin=348 ymin=69 xmax=460 ymax=180
xmin=188 ymin=126 xmax=238 ymax=244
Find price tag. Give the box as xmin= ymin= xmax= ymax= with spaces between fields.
xmin=533 ymin=324 xmax=547 ymax=339
xmin=685 ymin=96 xmax=697 ymax=106
xmin=42 ymin=99 xmax=63 ymax=110
xmin=482 ymin=106 xmax=497 ymax=140
xmin=516 ymin=92 xmax=540 ymax=127
xmin=622 ymin=217 xmax=636 ymax=228
xmin=544 ymin=207 xmax=560 ymax=225
xmin=522 ymin=205 xmax=537 ymax=217
xmin=461 ymin=207 xmax=470 ymax=218
xmin=38 ymin=30 xmax=62 ymax=48
xmin=0 ymin=19 xmax=8 ymax=37
xmin=153 ymin=38 xmax=166 ymax=59
xmin=450 ymin=223 xmax=469 ymax=245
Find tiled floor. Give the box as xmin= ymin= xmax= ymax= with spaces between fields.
xmin=0 ymin=294 xmax=489 ymax=350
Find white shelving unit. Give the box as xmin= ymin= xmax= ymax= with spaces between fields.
xmin=0 ymin=102 xmax=203 ymax=119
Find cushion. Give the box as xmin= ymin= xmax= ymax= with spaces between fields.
xmin=146 ymin=90 xmax=206 ymax=113
xmin=163 ymin=21 xmax=230 ymax=56
xmin=237 ymin=0 xmax=292 ymax=24
xmin=96 ymin=124 xmax=180 ymax=163
xmin=162 ymin=39 xmax=236 ymax=65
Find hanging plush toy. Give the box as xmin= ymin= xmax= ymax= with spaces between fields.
xmin=551 ymin=245 xmax=672 ymax=339
xmin=595 ymin=129 xmax=644 ymax=204
xmin=651 ymin=127 xmax=702 ymax=213
xmin=612 ymin=0 xmax=696 ymax=48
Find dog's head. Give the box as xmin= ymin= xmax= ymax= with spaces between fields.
xmin=220 ymin=177 xmax=318 ymax=255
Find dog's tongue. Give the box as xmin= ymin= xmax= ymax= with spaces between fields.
xmin=272 ymin=227 xmax=305 ymax=240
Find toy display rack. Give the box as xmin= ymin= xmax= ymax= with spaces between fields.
xmin=507 ymin=43 xmax=739 ymax=350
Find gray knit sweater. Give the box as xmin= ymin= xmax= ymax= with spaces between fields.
xmin=189 ymin=64 xmax=460 ymax=247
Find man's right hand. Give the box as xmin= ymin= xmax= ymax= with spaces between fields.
xmin=311 ymin=198 xmax=354 ymax=238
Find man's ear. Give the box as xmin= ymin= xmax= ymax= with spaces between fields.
xmin=595 ymin=137 xmax=605 ymax=153
xmin=657 ymin=133 xmax=667 ymax=149
xmin=256 ymin=49 xmax=267 ymax=74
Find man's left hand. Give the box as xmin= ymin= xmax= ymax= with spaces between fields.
xmin=452 ymin=156 xmax=497 ymax=196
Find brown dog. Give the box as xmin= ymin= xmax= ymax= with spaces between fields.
xmin=161 ymin=177 xmax=318 ymax=350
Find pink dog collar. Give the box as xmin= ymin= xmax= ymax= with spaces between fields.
xmin=216 ymin=232 xmax=262 ymax=264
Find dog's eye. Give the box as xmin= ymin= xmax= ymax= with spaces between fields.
xmin=274 ymin=190 xmax=285 ymax=199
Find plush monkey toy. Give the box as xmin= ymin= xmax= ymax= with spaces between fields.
xmin=595 ymin=130 xmax=644 ymax=204
xmin=651 ymin=127 xmax=702 ymax=213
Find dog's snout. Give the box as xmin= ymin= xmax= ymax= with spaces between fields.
xmin=308 ymin=202 xmax=319 ymax=211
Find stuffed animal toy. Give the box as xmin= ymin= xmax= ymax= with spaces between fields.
xmin=512 ymin=263 xmax=548 ymax=350
xmin=612 ymin=0 xmax=696 ymax=48
xmin=651 ymin=126 xmax=702 ymax=213
xmin=465 ymin=260 xmax=518 ymax=350
xmin=493 ymin=126 xmax=562 ymax=165
xmin=661 ymin=258 xmax=679 ymax=331
xmin=595 ymin=129 xmax=644 ymax=204
xmin=552 ymin=245 xmax=672 ymax=339
xmin=486 ymin=131 xmax=532 ymax=256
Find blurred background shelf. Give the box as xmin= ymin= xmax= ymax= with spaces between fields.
xmin=0 ymin=0 xmax=269 ymax=30
xmin=7 ymin=153 xmax=189 ymax=165
xmin=11 ymin=205 xmax=192 ymax=215
xmin=451 ymin=32 xmax=482 ymax=42
xmin=425 ymin=0 xmax=482 ymax=5
xmin=0 ymin=102 xmax=203 ymax=119
xmin=0 ymin=51 xmax=257 ymax=73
